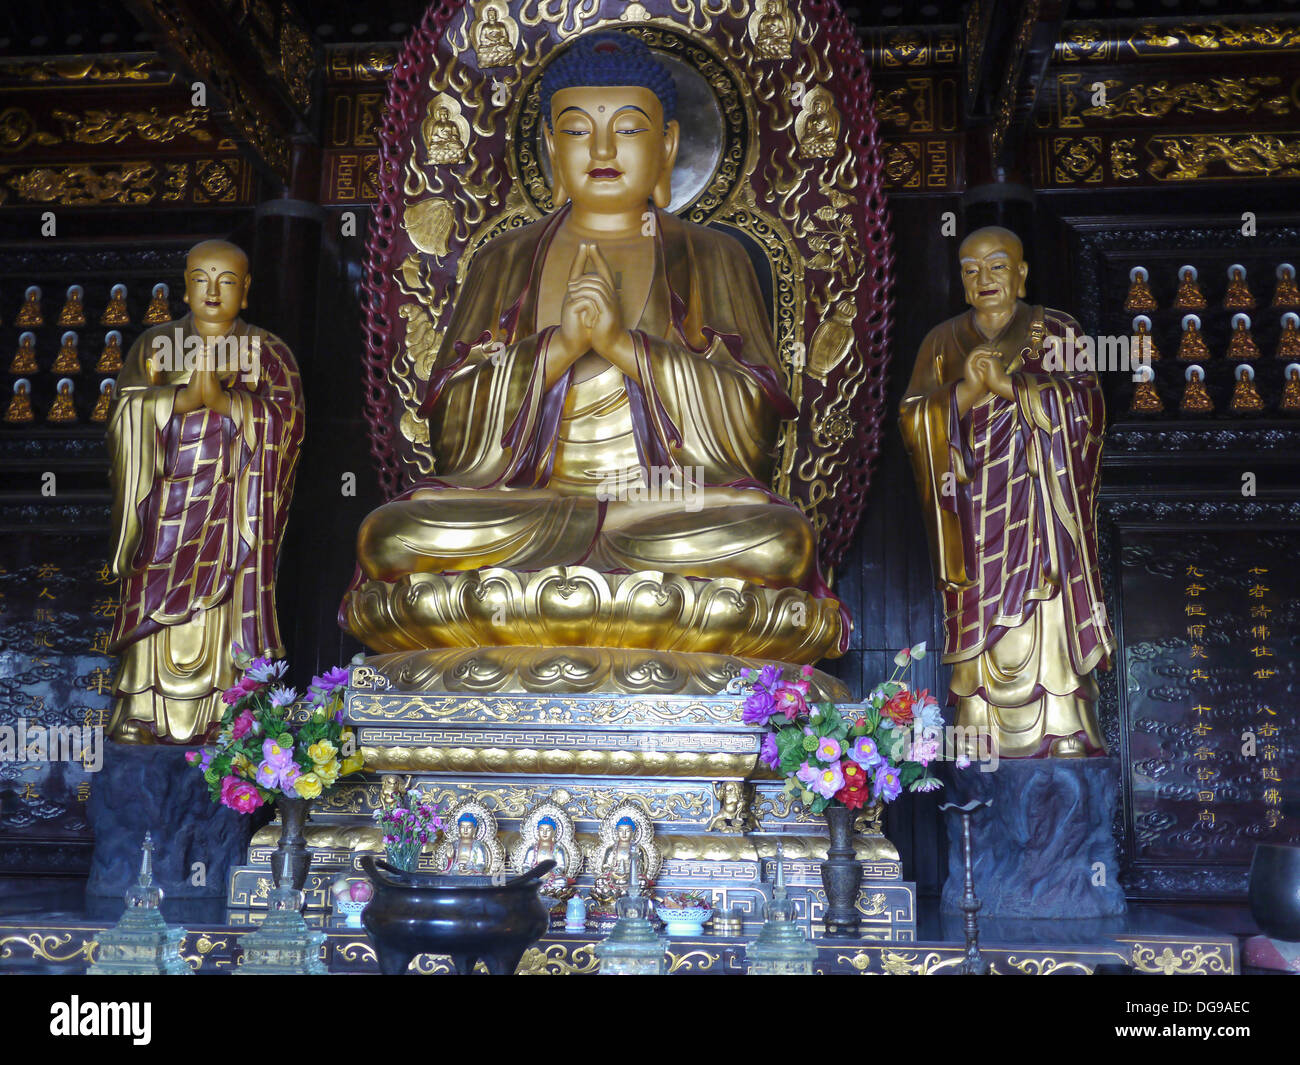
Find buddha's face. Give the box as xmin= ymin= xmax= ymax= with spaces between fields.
xmin=538 ymin=823 xmax=555 ymax=845
xmin=546 ymin=85 xmax=679 ymax=214
xmin=616 ymin=824 xmax=634 ymax=843
xmin=458 ymin=819 xmax=475 ymax=841
xmin=959 ymin=230 xmax=1027 ymax=315
xmin=183 ymin=242 xmax=249 ymax=328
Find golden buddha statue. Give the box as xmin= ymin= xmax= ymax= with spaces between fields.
xmin=797 ymin=91 xmax=838 ymax=157
xmin=754 ymin=0 xmax=793 ymax=59
xmin=100 ymin=283 xmax=130 ymax=326
xmin=47 ymin=378 xmax=78 ymax=424
xmin=1180 ymin=365 xmax=1213 ymax=414
xmin=9 ymin=331 xmax=38 ymax=375
xmin=1229 ymin=364 xmax=1265 ymax=414
xmin=1226 ymin=314 xmax=1260 ymax=361
xmin=1123 ymin=266 xmax=1157 ymax=313
xmin=6 ymin=379 xmax=35 ymax=425
xmin=52 ymin=331 xmax=81 ymax=375
xmin=473 ymin=6 xmax=515 ymax=68
xmin=1132 ymin=314 xmax=1160 ymax=363
xmin=446 ymin=813 xmax=490 ymax=873
xmin=1223 ymin=265 xmax=1255 ymax=310
xmin=1174 ymin=265 xmax=1205 ymax=310
xmin=433 ymin=800 xmax=503 ymax=874
xmin=343 ymin=32 xmax=846 ymax=691
xmin=901 ymin=226 xmax=1115 ymax=758
xmin=1273 ymin=264 xmax=1300 ymax=309
xmin=1278 ymin=314 xmax=1300 ymax=361
xmin=589 ymin=804 xmax=661 ymax=900
xmin=1129 ymin=364 xmax=1163 ymax=414
xmin=96 ymin=330 xmax=124 ymax=374
xmin=16 ymin=285 xmax=42 ymax=327
xmin=106 ymin=240 xmax=304 ymax=744
xmin=91 ymin=378 xmax=114 ymax=424
xmin=422 ymin=103 xmax=466 ymax=164
xmin=143 ymin=283 xmax=171 ymax=325
xmin=58 ymin=284 xmax=87 ymax=327
xmin=1176 ymin=314 xmax=1210 ymax=362
xmin=1281 ymin=364 xmax=1300 ymax=413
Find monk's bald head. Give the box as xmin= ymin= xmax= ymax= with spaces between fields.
xmin=958 ymin=226 xmax=1027 ymax=313
xmin=183 ymin=238 xmax=251 ymax=328
xmin=187 ymin=239 xmax=249 ymax=277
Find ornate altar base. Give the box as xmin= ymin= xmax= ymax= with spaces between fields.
xmin=226 ymin=675 xmax=917 ymax=937
xmin=0 ymin=903 xmax=1240 ymax=974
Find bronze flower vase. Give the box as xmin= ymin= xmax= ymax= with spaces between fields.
xmin=820 ymin=805 xmax=862 ymax=938
xmin=271 ymin=796 xmax=312 ymax=898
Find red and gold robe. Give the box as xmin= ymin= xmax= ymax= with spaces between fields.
xmin=107 ymin=315 xmax=304 ymax=743
xmin=900 ymin=302 xmax=1114 ymax=757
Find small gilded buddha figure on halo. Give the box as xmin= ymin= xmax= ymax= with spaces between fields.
xmin=1174 ymin=265 xmax=1206 ymax=310
xmin=1226 ymin=313 xmax=1260 ymax=361
xmin=1274 ymin=263 xmax=1300 ymax=309
xmin=346 ymin=31 xmax=844 ymax=664
xmin=1176 ymin=314 xmax=1210 ymax=362
xmin=47 ymin=377 xmax=78 ymax=424
xmin=101 ymin=283 xmax=130 ymax=326
xmin=1278 ymin=313 xmax=1300 ymax=362
xmin=9 ymin=331 xmax=38 ymax=375
xmin=1123 ymin=266 xmax=1157 ymax=313
xmin=1281 ymin=363 xmax=1300 ymax=413
xmin=6 ymin=378 xmax=35 ymax=424
xmin=1223 ymin=264 xmax=1255 ymax=311
xmin=59 ymin=284 xmax=87 ymax=328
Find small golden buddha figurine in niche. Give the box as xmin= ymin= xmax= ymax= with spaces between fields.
xmin=432 ymin=800 xmax=504 ymax=875
xmin=796 ymin=89 xmax=839 ymax=158
xmin=343 ymin=32 xmax=846 ymax=686
xmin=1273 ymin=263 xmax=1300 ymax=309
xmin=1129 ymin=363 xmax=1163 ymax=414
xmin=91 ymin=378 xmax=114 ymax=423
xmin=1229 ymin=362 xmax=1265 ymax=414
xmin=510 ymin=801 xmax=581 ymax=898
xmin=1278 ymin=313 xmax=1300 ymax=361
xmin=100 ymin=283 xmax=130 ymax=326
xmin=47 ymin=377 xmax=78 ymax=424
xmin=52 ymin=331 xmax=81 ymax=375
xmin=6 ymin=378 xmax=35 ymax=424
xmin=1124 ymin=265 xmax=1158 ymax=313
xmin=58 ymin=284 xmax=86 ymax=327
xmin=588 ymin=803 xmax=662 ymax=902
xmin=753 ymin=0 xmax=793 ymax=59
xmin=9 ymin=331 xmax=38 ymax=375
xmin=1226 ymin=313 xmax=1260 ymax=361
xmin=1174 ymin=265 xmax=1206 ymax=310
xmin=1281 ymin=363 xmax=1300 ymax=413
xmin=1223 ymin=264 xmax=1255 ymax=310
xmin=143 ymin=282 xmax=171 ymax=324
xmin=96 ymin=330 xmax=124 ymax=373
xmin=1132 ymin=314 xmax=1160 ymax=363
xmin=1180 ymin=364 xmax=1213 ymax=414
xmin=421 ymin=101 xmax=466 ymax=164
xmin=1176 ymin=313 xmax=1210 ymax=362
xmin=16 ymin=285 xmax=42 ymax=327
xmin=472 ymin=4 xmax=516 ymax=68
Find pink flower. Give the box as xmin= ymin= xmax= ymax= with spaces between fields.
xmin=231 ymin=709 xmax=255 ymax=740
xmin=220 ymin=775 xmax=263 ymax=813
xmin=810 ymin=761 xmax=845 ymax=799
xmin=815 ymin=736 xmax=841 ymax=763
xmin=773 ymin=683 xmax=808 ymax=721
xmin=800 ymin=664 xmax=814 ymax=678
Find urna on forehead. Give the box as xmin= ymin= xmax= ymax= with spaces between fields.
xmin=186 ymin=239 xmax=249 ymax=274
xmin=541 ymin=31 xmax=677 ymax=126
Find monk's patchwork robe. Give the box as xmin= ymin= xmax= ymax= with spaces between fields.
xmin=900 ymin=302 xmax=1114 ymax=757
xmin=108 ymin=315 xmax=304 ymax=742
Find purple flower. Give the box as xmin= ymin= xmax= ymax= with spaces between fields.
xmin=269 ymin=685 xmax=298 ymax=709
xmin=848 ymin=736 xmax=883 ymax=769
xmin=873 ymin=764 xmax=903 ymax=802
xmin=279 ymin=762 xmax=301 ymax=792
xmin=246 ymin=657 xmax=288 ymax=684
xmin=815 ymin=736 xmax=841 ymax=763
xmin=759 ymin=733 xmax=780 ymax=770
xmin=309 ymin=666 xmax=350 ymax=704
xmin=757 ymin=664 xmax=783 ymax=691
xmin=796 ymin=761 xmax=820 ymax=792
xmin=810 ymin=761 xmax=845 ymax=799
xmin=255 ymin=761 xmax=279 ymax=789
xmin=742 ymin=688 xmax=777 ymax=726
xmin=262 ymin=737 xmax=294 ymax=768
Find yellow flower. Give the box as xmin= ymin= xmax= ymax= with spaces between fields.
xmin=314 ymin=759 xmax=339 ymax=787
xmin=232 ymin=753 xmax=254 ymax=777
xmin=294 ymin=772 xmax=323 ymax=799
xmin=340 ymin=752 xmax=364 ymax=776
xmin=308 ymin=740 xmax=337 ymax=765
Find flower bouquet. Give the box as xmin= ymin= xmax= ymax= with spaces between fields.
xmin=741 ymin=644 xmax=945 ymax=814
xmin=187 ymin=646 xmax=364 ymax=813
xmin=373 ymin=783 xmax=444 ymax=872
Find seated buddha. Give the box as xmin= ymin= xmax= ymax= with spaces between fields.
xmin=343 ymin=32 xmax=846 ymax=689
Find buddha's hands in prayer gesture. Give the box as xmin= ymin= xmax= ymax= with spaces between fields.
xmin=955 ymin=344 xmax=1014 ymax=416
xmin=549 ymin=243 xmax=638 ymax=387
xmin=174 ymin=339 xmax=232 ymax=416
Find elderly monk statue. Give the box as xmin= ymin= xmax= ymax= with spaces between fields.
xmin=107 ymin=240 xmax=304 ymax=744
xmin=900 ymin=226 xmax=1114 ymax=758
xmin=353 ymin=33 xmax=839 ymax=635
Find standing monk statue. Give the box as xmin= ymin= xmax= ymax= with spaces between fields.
xmin=106 ymin=239 xmax=304 ymax=744
xmin=900 ymin=226 xmax=1114 ymax=758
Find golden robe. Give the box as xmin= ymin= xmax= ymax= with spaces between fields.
xmin=355 ymin=204 xmax=841 ymax=617
xmin=900 ymin=302 xmax=1114 ymax=757
xmin=107 ymin=315 xmax=303 ymax=743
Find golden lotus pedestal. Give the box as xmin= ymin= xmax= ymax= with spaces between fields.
xmin=227 ymin=656 xmax=917 ymax=941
